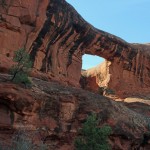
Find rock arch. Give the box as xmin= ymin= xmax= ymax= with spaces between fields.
xmin=0 ymin=0 xmax=150 ymax=96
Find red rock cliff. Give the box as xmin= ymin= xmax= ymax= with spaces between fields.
xmin=0 ymin=0 xmax=150 ymax=95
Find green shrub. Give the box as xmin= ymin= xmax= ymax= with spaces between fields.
xmin=105 ymin=88 xmax=115 ymax=95
xmin=99 ymin=87 xmax=115 ymax=96
xmin=75 ymin=114 xmax=112 ymax=150
xmin=10 ymin=48 xmax=32 ymax=87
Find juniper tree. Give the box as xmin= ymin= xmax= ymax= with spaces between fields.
xmin=75 ymin=114 xmax=112 ymax=150
xmin=10 ymin=48 xmax=32 ymax=86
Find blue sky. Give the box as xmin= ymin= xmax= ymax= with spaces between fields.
xmin=66 ymin=0 xmax=150 ymax=69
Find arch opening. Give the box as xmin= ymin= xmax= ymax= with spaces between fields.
xmin=80 ymin=54 xmax=109 ymax=94
xmin=82 ymin=54 xmax=105 ymax=70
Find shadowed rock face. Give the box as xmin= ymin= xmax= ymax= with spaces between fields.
xmin=0 ymin=74 xmax=150 ymax=149
xmin=0 ymin=0 xmax=150 ymax=94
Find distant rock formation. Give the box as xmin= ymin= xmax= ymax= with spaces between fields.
xmin=80 ymin=61 xmax=111 ymax=93
xmin=0 ymin=0 xmax=150 ymax=95
xmin=81 ymin=49 xmax=150 ymax=98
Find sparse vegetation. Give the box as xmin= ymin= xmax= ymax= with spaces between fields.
xmin=74 ymin=114 xmax=112 ymax=150
xmin=10 ymin=48 xmax=32 ymax=87
xmin=99 ymin=86 xmax=106 ymax=95
xmin=99 ymin=86 xmax=115 ymax=96
xmin=105 ymin=88 xmax=115 ymax=95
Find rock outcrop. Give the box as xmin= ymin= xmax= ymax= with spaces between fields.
xmin=0 ymin=1 xmax=150 ymax=149
xmin=0 ymin=74 xmax=150 ymax=149
xmin=80 ymin=61 xmax=111 ymax=93
xmin=0 ymin=0 xmax=150 ymax=95
xmin=81 ymin=44 xmax=150 ymax=97
xmin=81 ymin=50 xmax=150 ymax=98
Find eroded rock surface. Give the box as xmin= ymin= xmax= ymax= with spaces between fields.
xmin=81 ymin=56 xmax=150 ymax=98
xmin=0 ymin=74 xmax=150 ymax=149
xmin=0 ymin=1 xmax=150 ymax=149
xmin=80 ymin=61 xmax=111 ymax=93
xmin=0 ymin=0 xmax=150 ymax=95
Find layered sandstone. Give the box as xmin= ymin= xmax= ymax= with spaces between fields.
xmin=0 ymin=0 xmax=149 ymax=95
xmin=80 ymin=61 xmax=111 ymax=93
xmin=81 ymin=50 xmax=150 ymax=98
xmin=0 ymin=1 xmax=150 ymax=149
xmin=0 ymin=74 xmax=150 ymax=149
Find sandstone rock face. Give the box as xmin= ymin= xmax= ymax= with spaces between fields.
xmin=0 ymin=0 xmax=150 ymax=95
xmin=81 ymin=51 xmax=150 ymax=98
xmin=81 ymin=61 xmax=111 ymax=93
xmin=0 ymin=74 xmax=150 ymax=149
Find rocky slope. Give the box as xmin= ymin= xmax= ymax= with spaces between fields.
xmin=0 ymin=74 xmax=150 ymax=150
xmin=0 ymin=0 xmax=150 ymax=149
xmin=0 ymin=0 xmax=150 ymax=96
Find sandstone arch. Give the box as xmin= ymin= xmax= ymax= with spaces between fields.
xmin=0 ymin=0 xmax=150 ymax=96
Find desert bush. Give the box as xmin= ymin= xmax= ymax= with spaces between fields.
xmin=10 ymin=48 xmax=32 ymax=87
xmin=105 ymin=88 xmax=115 ymax=95
xmin=75 ymin=114 xmax=112 ymax=150
xmin=99 ymin=86 xmax=115 ymax=96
